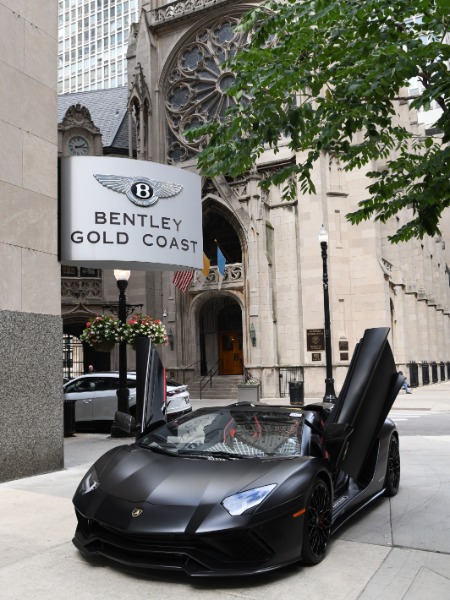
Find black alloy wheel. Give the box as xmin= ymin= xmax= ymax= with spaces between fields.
xmin=384 ymin=434 xmax=400 ymax=497
xmin=301 ymin=478 xmax=332 ymax=565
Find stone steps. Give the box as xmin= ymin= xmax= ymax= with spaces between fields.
xmin=188 ymin=375 xmax=242 ymax=400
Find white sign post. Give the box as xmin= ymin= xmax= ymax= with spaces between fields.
xmin=59 ymin=156 xmax=203 ymax=271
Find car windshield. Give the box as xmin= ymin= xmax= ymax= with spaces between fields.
xmin=138 ymin=406 xmax=305 ymax=459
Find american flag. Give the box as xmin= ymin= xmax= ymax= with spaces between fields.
xmin=172 ymin=270 xmax=195 ymax=293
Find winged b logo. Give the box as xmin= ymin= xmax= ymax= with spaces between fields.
xmin=93 ymin=174 xmax=183 ymax=207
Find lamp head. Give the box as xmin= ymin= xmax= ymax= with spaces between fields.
xmin=114 ymin=269 xmax=131 ymax=282
xmin=318 ymin=226 xmax=328 ymax=244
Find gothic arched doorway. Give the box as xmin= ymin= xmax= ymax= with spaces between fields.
xmin=198 ymin=295 xmax=243 ymax=376
xmin=63 ymin=319 xmax=111 ymax=377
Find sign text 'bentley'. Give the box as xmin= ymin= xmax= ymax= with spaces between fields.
xmin=69 ymin=210 xmax=198 ymax=251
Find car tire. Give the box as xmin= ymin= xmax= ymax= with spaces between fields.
xmin=384 ymin=434 xmax=400 ymax=497
xmin=301 ymin=478 xmax=332 ymax=566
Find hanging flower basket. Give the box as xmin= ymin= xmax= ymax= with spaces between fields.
xmin=92 ymin=340 xmax=116 ymax=353
xmin=80 ymin=315 xmax=121 ymax=349
xmin=122 ymin=314 xmax=167 ymax=348
xmin=79 ymin=314 xmax=166 ymax=350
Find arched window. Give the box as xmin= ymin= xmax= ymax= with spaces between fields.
xmin=164 ymin=16 xmax=248 ymax=164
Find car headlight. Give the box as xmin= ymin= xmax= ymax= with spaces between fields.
xmin=79 ymin=466 xmax=100 ymax=495
xmin=222 ymin=484 xmax=277 ymax=516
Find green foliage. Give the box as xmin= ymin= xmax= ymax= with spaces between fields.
xmin=191 ymin=0 xmax=450 ymax=242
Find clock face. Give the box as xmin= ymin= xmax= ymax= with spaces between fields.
xmin=68 ymin=135 xmax=89 ymax=156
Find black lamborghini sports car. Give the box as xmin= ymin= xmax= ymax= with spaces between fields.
xmin=72 ymin=327 xmax=403 ymax=577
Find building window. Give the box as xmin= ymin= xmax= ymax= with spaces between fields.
xmin=61 ymin=266 xmax=101 ymax=278
xmin=165 ymin=16 xmax=248 ymax=164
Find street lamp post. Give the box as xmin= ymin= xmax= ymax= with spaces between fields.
xmin=114 ymin=269 xmax=131 ymax=415
xmin=319 ymin=226 xmax=337 ymax=403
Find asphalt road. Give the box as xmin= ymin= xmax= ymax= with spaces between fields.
xmin=390 ymin=408 xmax=450 ymax=436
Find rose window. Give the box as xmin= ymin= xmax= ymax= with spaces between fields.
xmin=165 ymin=17 xmax=247 ymax=164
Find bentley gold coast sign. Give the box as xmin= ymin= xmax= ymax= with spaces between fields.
xmin=59 ymin=156 xmax=203 ymax=271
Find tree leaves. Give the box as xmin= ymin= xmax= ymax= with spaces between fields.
xmin=191 ymin=0 xmax=450 ymax=242
xmin=436 ymin=0 xmax=450 ymax=13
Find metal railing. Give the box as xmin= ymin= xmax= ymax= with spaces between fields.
xmin=422 ymin=362 xmax=430 ymax=385
xmin=199 ymin=361 xmax=219 ymax=400
xmin=407 ymin=362 xmax=419 ymax=388
xmin=431 ymin=362 xmax=439 ymax=384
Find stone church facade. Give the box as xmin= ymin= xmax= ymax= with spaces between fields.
xmin=56 ymin=0 xmax=450 ymax=401
xmin=123 ymin=0 xmax=450 ymax=397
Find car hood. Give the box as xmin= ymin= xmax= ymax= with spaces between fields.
xmin=74 ymin=445 xmax=314 ymax=535
xmin=95 ymin=445 xmax=289 ymax=506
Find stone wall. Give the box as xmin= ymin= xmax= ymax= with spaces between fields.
xmin=0 ymin=311 xmax=63 ymax=482
xmin=0 ymin=2 xmax=62 ymax=481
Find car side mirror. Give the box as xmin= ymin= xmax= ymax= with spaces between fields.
xmin=114 ymin=411 xmax=137 ymax=435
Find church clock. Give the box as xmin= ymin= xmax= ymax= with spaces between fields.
xmin=67 ymin=135 xmax=90 ymax=156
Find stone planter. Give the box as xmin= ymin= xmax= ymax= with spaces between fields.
xmin=237 ymin=383 xmax=260 ymax=403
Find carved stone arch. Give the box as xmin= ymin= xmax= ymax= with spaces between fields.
xmin=203 ymin=192 xmax=248 ymax=242
xmin=189 ymin=290 xmax=245 ymax=376
xmin=202 ymin=195 xmax=246 ymax=266
xmin=160 ymin=7 xmax=254 ymax=164
xmin=60 ymin=104 xmax=100 ymax=135
xmin=62 ymin=303 xmax=100 ymax=332
xmin=190 ymin=288 xmax=245 ymax=318
xmin=62 ymin=304 xmax=113 ymax=376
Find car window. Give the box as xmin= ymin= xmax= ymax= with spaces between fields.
xmin=94 ymin=378 xmax=117 ymax=391
xmin=65 ymin=375 xmax=136 ymax=392
xmin=66 ymin=378 xmax=95 ymax=392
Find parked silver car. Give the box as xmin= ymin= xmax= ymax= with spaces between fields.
xmin=166 ymin=378 xmax=191 ymax=421
xmin=64 ymin=372 xmax=191 ymax=430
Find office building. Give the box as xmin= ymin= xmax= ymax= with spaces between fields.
xmin=58 ymin=0 xmax=139 ymax=94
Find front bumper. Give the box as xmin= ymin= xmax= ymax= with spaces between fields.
xmin=73 ymin=494 xmax=303 ymax=577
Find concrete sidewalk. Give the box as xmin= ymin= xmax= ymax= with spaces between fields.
xmin=1 ymin=383 xmax=449 ymax=599
xmin=194 ymin=379 xmax=450 ymax=411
